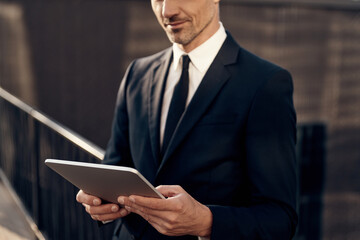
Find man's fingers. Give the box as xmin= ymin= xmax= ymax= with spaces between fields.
xmin=124 ymin=201 xmax=173 ymax=220
xmin=118 ymin=195 xmax=185 ymax=225
xmin=125 ymin=204 xmax=165 ymax=225
xmin=91 ymin=208 xmax=130 ymax=222
xmin=156 ymin=185 xmax=184 ymax=198
xmin=77 ymin=190 xmax=130 ymax=222
xmin=76 ymin=190 xmax=102 ymax=206
xmin=124 ymin=202 xmax=187 ymax=236
xmin=84 ymin=203 xmax=120 ymax=215
xmin=119 ymin=195 xmax=173 ymax=211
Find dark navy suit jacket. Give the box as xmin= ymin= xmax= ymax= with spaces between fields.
xmin=103 ymin=33 xmax=298 ymax=240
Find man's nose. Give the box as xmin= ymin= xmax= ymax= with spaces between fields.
xmin=162 ymin=0 xmax=179 ymax=19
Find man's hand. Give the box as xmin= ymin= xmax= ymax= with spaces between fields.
xmin=76 ymin=190 xmax=130 ymax=221
xmin=117 ymin=185 xmax=212 ymax=237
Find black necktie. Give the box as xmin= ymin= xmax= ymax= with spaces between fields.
xmin=162 ymin=55 xmax=190 ymax=154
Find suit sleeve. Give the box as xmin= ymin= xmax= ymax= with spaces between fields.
xmin=208 ymin=70 xmax=298 ymax=239
xmin=103 ymin=61 xmax=135 ymax=167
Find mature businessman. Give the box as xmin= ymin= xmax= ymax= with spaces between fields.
xmin=77 ymin=0 xmax=298 ymax=239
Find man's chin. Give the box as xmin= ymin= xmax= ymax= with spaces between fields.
xmin=166 ymin=35 xmax=181 ymax=45
xmin=166 ymin=34 xmax=192 ymax=46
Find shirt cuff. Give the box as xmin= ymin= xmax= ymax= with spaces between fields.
xmin=198 ymin=237 xmax=210 ymax=240
xmin=102 ymin=220 xmax=114 ymax=224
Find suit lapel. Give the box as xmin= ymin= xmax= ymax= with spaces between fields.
xmin=158 ymin=34 xmax=240 ymax=173
xmin=148 ymin=49 xmax=172 ymax=167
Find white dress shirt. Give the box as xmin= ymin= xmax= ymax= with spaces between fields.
xmin=160 ymin=23 xmax=227 ymax=240
xmin=160 ymin=22 xmax=227 ymax=147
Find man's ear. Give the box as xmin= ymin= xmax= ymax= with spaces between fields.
xmin=214 ymin=0 xmax=220 ymax=3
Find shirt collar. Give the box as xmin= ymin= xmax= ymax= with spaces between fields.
xmin=172 ymin=22 xmax=227 ymax=73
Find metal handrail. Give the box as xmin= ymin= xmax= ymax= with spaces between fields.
xmin=0 ymin=87 xmax=105 ymax=160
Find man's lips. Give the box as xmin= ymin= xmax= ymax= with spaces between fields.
xmin=164 ymin=20 xmax=187 ymax=30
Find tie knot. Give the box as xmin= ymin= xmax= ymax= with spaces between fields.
xmin=182 ymin=55 xmax=190 ymax=71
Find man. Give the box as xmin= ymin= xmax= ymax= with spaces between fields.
xmin=77 ymin=0 xmax=298 ymax=239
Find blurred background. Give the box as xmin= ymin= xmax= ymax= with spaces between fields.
xmin=0 ymin=0 xmax=359 ymax=239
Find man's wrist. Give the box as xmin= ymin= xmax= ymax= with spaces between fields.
xmin=197 ymin=205 xmax=213 ymax=238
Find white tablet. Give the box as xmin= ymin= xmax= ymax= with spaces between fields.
xmin=45 ymin=159 xmax=165 ymax=203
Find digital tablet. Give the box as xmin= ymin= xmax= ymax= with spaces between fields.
xmin=45 ymin=159 xmax=165 ymax=203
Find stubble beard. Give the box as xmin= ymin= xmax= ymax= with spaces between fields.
xmin=165 ymin=27 xmax=195 ymax=46
xmin=164 ymin=14 xmax=215 ymax=48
